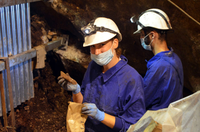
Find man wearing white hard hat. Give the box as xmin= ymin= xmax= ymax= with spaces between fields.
xmin=130 ymin=8 xmax=184 ymax=110
xmin=58 ymin=17 xmax=145 ymax=131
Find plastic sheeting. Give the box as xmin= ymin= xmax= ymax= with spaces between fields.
xmin=127 ymin=91 xmax=200 ymax=132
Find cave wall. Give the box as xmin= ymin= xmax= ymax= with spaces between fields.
xmin=31 ymin=0 xmax=200 ymax=93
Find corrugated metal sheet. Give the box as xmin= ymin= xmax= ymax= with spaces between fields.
xmin=0 ymin=3 xmax=34 ymax=116
xmin=0 ymin=0 xmax=41 ymax=8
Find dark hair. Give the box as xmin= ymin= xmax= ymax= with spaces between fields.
xmin=143 ymin=27 xmax=167 ymax=42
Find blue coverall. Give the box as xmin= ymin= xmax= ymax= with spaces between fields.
xmin=81 ymin=55 xmax=146 ymax=132
xmin=144 ymin=48 xmax=183 ymax=110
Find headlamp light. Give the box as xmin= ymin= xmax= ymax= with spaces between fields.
xmin=84 ymin=29 xmax=90 ymax=34
xmin=81 ymin=20 xmax=96 ymax=36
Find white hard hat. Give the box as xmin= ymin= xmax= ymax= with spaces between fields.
xmin=81 ymin=17 xmax=122 ymax=47
xmin=133 ymin=8 xmax=172 ymax=34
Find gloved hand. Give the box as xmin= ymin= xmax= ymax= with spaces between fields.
xmin=82 ymin=103 xmax=105 ymax=121
xmin=57 ymin=71 xmax=80 ymax=94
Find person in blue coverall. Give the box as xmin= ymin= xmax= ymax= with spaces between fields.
xmin=58 ymin=17 xmax=146 ymax=131
xmin=130 ymin=8 xmax=184 ymax=110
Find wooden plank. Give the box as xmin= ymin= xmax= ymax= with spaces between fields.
xmin=0 ymin=49 xmax=36 ymax=72
xmin=4 ymin=58 xmax=15 ymax=131
xmin=0 ymin=38 xmax=64 ymax=71
xmin=0 ymin=71 xmax=8 ymax=130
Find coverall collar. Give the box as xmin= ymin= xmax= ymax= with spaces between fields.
xmin=147 ymin=47 xmax=173 ymax=68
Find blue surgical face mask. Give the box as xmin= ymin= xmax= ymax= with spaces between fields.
xmin=140 ymin=32 xmax=154 ymax=51
xmin=90 ymin=42 xmax=114 ymax=66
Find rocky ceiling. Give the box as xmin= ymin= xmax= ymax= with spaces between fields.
xmin=30 ymin=0 xmax=200 ymax=93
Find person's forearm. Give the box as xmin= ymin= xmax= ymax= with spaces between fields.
xmin=101 ymin=113 xmax=115 ymax=129
xmin=72 ymin=92 xmax=83 ymax=103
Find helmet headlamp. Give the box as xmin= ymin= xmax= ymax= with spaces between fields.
xmin=130 ymin=9 xmax=171 ymax=32
xmin=130 ymin=15 xmax=145 ymax=29
xmin=130 ymin=16 xmax=137 ymax=23
xmin=84 ymin=29 xmax=90 ymax=34
xmin=81 ymin=20 xmax=118 ymax=36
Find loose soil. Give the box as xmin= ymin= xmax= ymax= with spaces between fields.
xmin=0 ymin=52 xmax=80 ymax=132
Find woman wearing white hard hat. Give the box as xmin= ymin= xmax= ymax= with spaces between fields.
xmin=58 ymin=17 xmax=145 ymax=131
xmin=130 ymin=8 xmax=184 ymax=110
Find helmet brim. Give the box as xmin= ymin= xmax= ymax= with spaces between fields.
xmin=133 ymin=29 xmax=141 ymax=34
xmin=83 ymin=32 xmax=116 ymax=47
xmin=133 ymin=25 xmax=142 ymax=34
